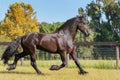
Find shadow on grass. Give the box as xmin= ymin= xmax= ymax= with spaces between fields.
xmin=0 ymin=70 xmax=35 ymax=74
xmin=0 ymin=70 xmax=49 ymax=75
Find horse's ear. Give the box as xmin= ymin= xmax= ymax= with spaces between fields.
xmin=81 ymin=14 xmax=87 ymax=20
xmin=75 ymin=15 xmax=81 ymax=22
xmin=82 ymin=14 xmax=86 ymax=17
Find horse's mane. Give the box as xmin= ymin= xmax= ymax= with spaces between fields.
xmin=55 ymin=17 xmax=77 ymax=32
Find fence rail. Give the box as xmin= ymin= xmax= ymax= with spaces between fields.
xmin=1 ymin=42 xmax=120 ymax=46
xmin=75 ymin=42 xmax=120 ymax=46
xmin=0 ymin=42 xmax=10 ymax=45
xmin=75 ymin=42 xmax=120 ymax=69
xmin=0 ymin=41 xmax=120 ymax=69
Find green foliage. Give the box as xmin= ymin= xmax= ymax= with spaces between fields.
xmin=78 ymin=8 xmax=84 ymax=15
xmin=78 ymin=0 xmax=120 ymax=42
xmin=39 ymin=22 xmax=63 ymax=33
xmin=77 ymin=0 xmax=120 ymax=59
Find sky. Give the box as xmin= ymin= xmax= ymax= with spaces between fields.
xmin=0 ymin=0 xmax=92 ymax=23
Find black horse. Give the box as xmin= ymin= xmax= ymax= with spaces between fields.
xmin=1 ymin=15 xmax=90 ymax=74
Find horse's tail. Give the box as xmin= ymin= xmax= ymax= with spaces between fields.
xmin=1 ymin=36 xmax=22 ymax=64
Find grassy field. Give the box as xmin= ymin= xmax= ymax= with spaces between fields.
xmin=0 ymin=60 xmax=120 ymax=80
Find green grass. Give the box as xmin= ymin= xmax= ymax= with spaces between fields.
xmin=0 ymin=60 xmax=119 ymax=69
xmin=0 ymin=60 xmax=120 ymax=80
xmin=5 ymin=60 xmax=118 ymax=69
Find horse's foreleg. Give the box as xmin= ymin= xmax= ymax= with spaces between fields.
xmin=50 ymin=51 xmax=67 ymax=70
xmin=30 ymin=54 xmax=42 ymax=74
xmin=70 ymin=46 xmax=88 ymax=75
xmin=7 ymin=52 xmax=27 ymax=70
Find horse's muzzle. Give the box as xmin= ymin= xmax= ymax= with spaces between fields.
xmin=84 ymin=30 xmax=90 ymax=37
xmin=86 ymin=33 xmax=90 ymax=37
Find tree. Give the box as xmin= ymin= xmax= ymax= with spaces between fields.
xmin=39 ymin=22 xmax=52 ymax=33
xmin=0 ymin=2 xmax=38 ymax=40
xmin=78 ymin=0 xmax=120 ymax=59
xmin=39 ymin=22 xmax=63 ymax=33
xmin=78 ymin=0 xmax=120 ymax=42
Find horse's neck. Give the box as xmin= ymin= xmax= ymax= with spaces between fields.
xmin=56 ymin=27 xmax=77 ymax=41
xmin=55 ymin=19 xmax=77 ymax=41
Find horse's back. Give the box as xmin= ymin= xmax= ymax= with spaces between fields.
xmin=21 ymin=32 xmax=74 ymax=53
xmin=21 ymin=32 xmax=43 ymax=46
xmin=21 ymin=32 xmax=57 ymax=52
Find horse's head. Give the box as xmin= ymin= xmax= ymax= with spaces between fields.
xmin=76 ymin=16 xmax=90 ymax=37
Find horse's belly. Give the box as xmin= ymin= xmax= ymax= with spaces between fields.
xmin=37 ymin=45 xmax=57 ymax=53
xmin=37 ymin=38 xmax=58 ymax=53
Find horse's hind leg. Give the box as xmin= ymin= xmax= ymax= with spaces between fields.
xmin=70 ymin=46 xmax=88 ymax=75
xmin=30 ymin=54 xmax=42 ymax=74
xmin=7 ymin=52 xmax=27 ymax=70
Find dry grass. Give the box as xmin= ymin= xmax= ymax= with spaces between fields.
xmin=0 ymin=60 xmax=120 ymax=80
xmin=0 ymin=67 xmax=120 ymax=80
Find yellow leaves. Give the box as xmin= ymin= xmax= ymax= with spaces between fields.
xmin=0 ymin=31 xmax=4 ymax=35
xmin=102 ymin=0 xmax=115 ymax=9
xmin=94 ymin=5 xmax=100 ymax=11
xmin=5 ymin=17 xmax=13 ymax=26
xmin=102 ymin=0 xmax=115 ymax=5
xmin=8 ymin=28 xmax=18 ymax=39
xmin=0 ymin=2 xmax=39 ymax=40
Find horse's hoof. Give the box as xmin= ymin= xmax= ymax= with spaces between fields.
xmin=7 ymin=64 xmax=16 ymax=70
xmin=79 ymin=71 xmax=88 ymax=75
xmin=37 ymin=72 xmax=43 ymax=75
xmin=49 ymin=65 xmax=60 ymax=70
xmin=38 ymin=73 xmax=45 ymax=75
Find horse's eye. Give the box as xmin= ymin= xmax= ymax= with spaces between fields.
xmin=82 ymin=22 xmax=86 ymax=25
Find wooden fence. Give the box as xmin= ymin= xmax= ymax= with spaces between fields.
xmin=75 ymin=42 xmax=120 ymax=69
xmin=0 ymin=42 xmax=10 ymax=45
xmin=0 ymin=42 xmax=120 ymax=69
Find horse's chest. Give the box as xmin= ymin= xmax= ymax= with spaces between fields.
xmin=57 ymin=37 xmax=73 ymax=52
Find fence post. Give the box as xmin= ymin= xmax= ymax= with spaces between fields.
xmin=20 ymin=58 xmax=24 ymax=66
xmin=66 ymin=54 xmax=69 ymax=66
xmin=116 ymin=45 xmax=119 ymax=69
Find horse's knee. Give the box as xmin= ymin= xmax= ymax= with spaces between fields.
xmin=31 ymin=61 xmax=36 ymax=67
xmin=31 ymin=62 xmax=34 ymax=66
xmin=15 ymin=54 xmax=19 ymax=60
xmin=62 ymin=62 xmax=67 ymax=67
